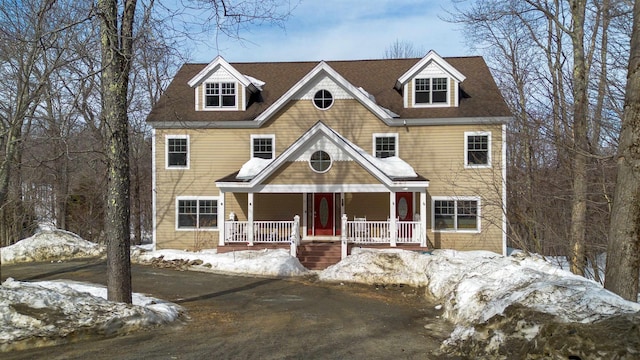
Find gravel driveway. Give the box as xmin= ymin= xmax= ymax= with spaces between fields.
xmin=2 ymin=260 xmax=456 ymax=359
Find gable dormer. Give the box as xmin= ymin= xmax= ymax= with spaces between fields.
xmin=395 ymin=50 xmax=466 ymax=108
xmin=187 ymin=56 xmax=262 ymax=112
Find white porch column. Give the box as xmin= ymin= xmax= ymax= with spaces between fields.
xmin=302 ymin=193 xmax=307 ymax=239
xmin=389 ymin=191 xmax=397 ymax=247
xmin=420 ymin=189 xmax=427 ymax=247
xmin=247 ymin=192 xmax=254 ymax=246
xmin=341 ymin=214 xmax=348 ymax=259
xmin=290 ymin=215 xmax=300 ymax=257
xmin=218 ymin=191 xmax=225 ymax=246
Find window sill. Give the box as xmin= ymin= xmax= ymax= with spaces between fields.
xmin=464 ymin=164 xmax=492 ymax=169
xmin=411 ymin=103 xmax=451 ymax=108
xmin=431 ymin=229 xmax=480 ymax=234
xmin=176 ymin=228 xmax=219 ymax=232
xmin=201 ymin=107 xmax=240 ymax=111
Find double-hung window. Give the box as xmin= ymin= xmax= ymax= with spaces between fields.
xmin=166 ymin=135 xmax=189 ymax=169
xmin=373 ymin=133 xmax=398 ymax=158
xmin=177 ymin=198 xmax=218 ymax=229
xmin=414 ymin=77 xmax=448 ymax=105
xmin=433 ymin=197 xmax=480 ymax=232
xmin=465 ymin=131 xmax=491 ymax=168
xmin=251 ymin=135 xmax=275 ymax=159
xmin=205 ymin=82 xmax=236 ymax=108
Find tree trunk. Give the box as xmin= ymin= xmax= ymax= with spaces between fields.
xmin=604 ymin=0 xmax=640 ymax=302
xmin=568 ymin=0 xmax=589 ymax=276
xmin=98 ymin=0 xmax=137 ymax=304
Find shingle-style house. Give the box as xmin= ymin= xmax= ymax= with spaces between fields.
xmin=147 ymin=51 xmax=511 ymax=268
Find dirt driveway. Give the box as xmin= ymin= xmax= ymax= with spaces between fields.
xmin=2 ymin=260 xmax=456 ymax=359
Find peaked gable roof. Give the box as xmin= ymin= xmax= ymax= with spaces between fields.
xmin=395 ymin=50 xmax=466 ymax=89
xmin=186 ymin=55 xmax=258 ymax=92
xmin=254 ymin=61 xmax=393 ymax=124
xmin=216 ymin=121 xmax=429 ymax=191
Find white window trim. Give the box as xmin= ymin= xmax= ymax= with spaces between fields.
xmin=250 ymin=134 xmax=276 ymax=159
xmin=202 ymin=82 xmax=239 ymax=111
xmin=175 ymin=196 xmax=220 ymax=231
xmin=431 ymin=196 xmax=481 ymax=233
xmin=412 ymin=77 xmax=450 ymax=108
xmin=372 ymin=133 xmax=399 ymax=158
xmin=312 ymin=89 xmax=334 ymax=110
xmin=464 ymin=131 xmax=492 ymax=169
xmin=165 ymin=134 xmax=190 ymax=170
xmin=309 ymin=150 xmax=332 ymax=173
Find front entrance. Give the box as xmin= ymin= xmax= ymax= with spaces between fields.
xmin=396 ymin=192 xmax=413 ymax=221
xmin=396 ymin=192 xmax=413 ymax=238
xmin=313 ymin=193 xmax=334 ymax=235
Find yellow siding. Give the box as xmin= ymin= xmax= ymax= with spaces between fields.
xmin=154 ymin=97 xmax=505 ymax=252
xmin=197 ymin=85 xmax=203 ymax=111
xmin=255 ymin=193 xmax=303 ymax=220
xmin=450 ymin=78 xmax=456 ymax=105
xmin=346 ymin=193 xmax=389 ymax=221
xmin=407 ymin=81 xmax=413 ymax=107
xmin=227 ymin=193 xmax=248 ymax=221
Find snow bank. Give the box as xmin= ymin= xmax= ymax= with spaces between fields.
xmin=0 ymin=278 xmax=183 ymax=352
xmin=137 ymin=248 xmax=309 ymax=277
xmin=1 ymin=229 xmax=104 ymax=264
xmin=320 ymin=248 xmax=640 ymax=326
xmin=319 ymin=248 xmax=429 ymax=286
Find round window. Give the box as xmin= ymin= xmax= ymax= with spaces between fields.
xmin=309 ymin=150 xmax=331 ymax=173
xmin=313 ymin=90 xmax=333 ymax=110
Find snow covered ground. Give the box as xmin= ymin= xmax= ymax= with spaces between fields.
xmin=2 ymin=228 xmax=640 ymax=355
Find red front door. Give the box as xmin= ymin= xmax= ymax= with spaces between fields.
xmin=396 ymin=192 xmax=413 ymax=221
xmin=313 ymin=193 xmax=334 ymax=235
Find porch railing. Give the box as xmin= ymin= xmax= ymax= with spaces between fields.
xmin=225 ymin=220 xmax=297 ymax=243
xmin=345 ymin=220 xmax=423 ymax=244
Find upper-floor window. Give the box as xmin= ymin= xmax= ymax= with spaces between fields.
xmin=465 ymin=131 xmax=491 ymax=168
xmin=205 ymin=82 xmax=236 ymax=108
xmin=433 ymin=197 xmax=480 ymax=232
xmin=177 ymin=197 xmax=218 ymax=230
xmin=251 ymin=135 xmax=275 ymax=159
xmin=313 ymin=90 xmax=333 ymax=110
xmin=373 ymin=133 xmax=398 ymax=158
xmin=166 ymin=135 xmax=189 ymax=169
xmin=415 ymin=78 xmax=448 ymax=105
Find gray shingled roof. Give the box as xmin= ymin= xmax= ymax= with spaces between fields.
xmin=147 ymin=57 xmax=511 ymax=123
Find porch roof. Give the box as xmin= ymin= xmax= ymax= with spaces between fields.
xmin=216 ymin=121 xmax=429 ymax=192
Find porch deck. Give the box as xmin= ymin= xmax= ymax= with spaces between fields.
xmin=217 ymin=241 xmax=429 ymax=270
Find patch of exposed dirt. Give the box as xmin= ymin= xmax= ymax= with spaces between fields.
xmin=443 ymin=304 xmax=640 ymax=359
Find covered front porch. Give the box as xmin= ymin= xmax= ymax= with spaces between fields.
xmin=217 ymin=190 xmax=429 ymax=263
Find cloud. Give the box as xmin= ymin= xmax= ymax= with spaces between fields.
xmin=191 ymin=1 xmax=471 ymax=62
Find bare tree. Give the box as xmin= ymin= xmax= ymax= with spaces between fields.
xmin=447 ymin=0 xmax=630 ymax=276
xmin=383 ymin=39 xmax=425 ymax=58
xmin=605 ymin=0 xmax=640 ymax=301
xmin=95 ymin=0 xmax=295 ymax=303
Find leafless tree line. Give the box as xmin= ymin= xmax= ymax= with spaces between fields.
xmin=1 ymin=0 xmax=296 ymax=301
xmin=0 ymin=0 xmax=181 ymax=247
xmin=446 ymin=0 xmax=636 ymax=292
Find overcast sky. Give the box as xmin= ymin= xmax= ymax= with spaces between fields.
xmin=187 ymin=0 xmax=472 ymax=63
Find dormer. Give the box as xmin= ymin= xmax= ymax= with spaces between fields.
xmin=187 ymin=56 xmax=263 ymax=112
xmin=395 ymin=50 xmax=466 ymax=108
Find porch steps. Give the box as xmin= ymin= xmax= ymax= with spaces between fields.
xmin=297 ymin=243 xmax=342 ymax=270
